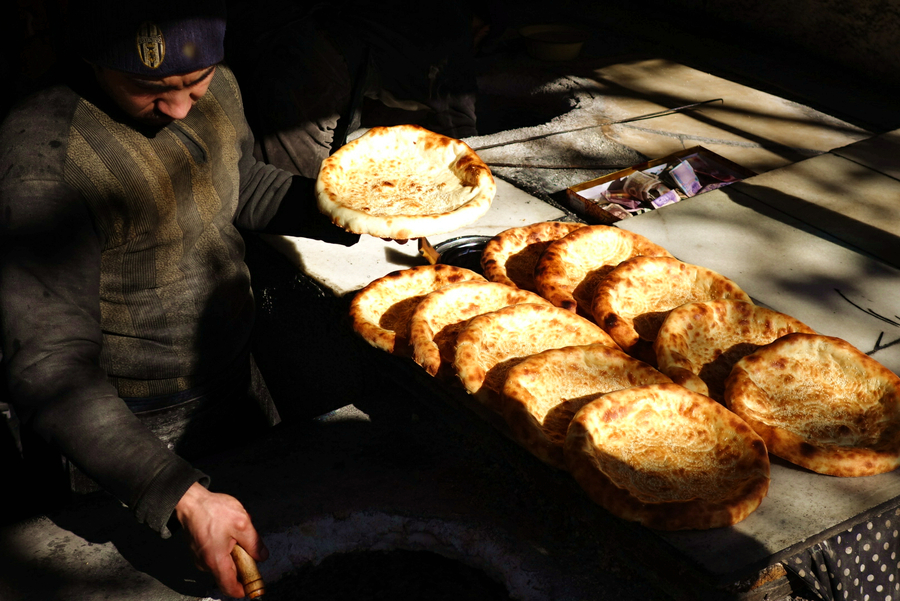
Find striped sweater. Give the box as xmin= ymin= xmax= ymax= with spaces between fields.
xmin=0 ymin=64 xmax=311 ymax=534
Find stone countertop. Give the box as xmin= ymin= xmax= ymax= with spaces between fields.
xmin=263 ymin=151 xmax=900 ymax=585
xmin=262 ymin=178 xmax=569 ymax=298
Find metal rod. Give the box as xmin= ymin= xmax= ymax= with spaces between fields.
xmin=485 ymin=162 xmax=634 ymax=170
xmin=470 ymin=98 xmax=724 ymax=152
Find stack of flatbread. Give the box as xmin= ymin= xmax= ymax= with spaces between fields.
xmin=348 ymin=217 xmax=900 ymax=530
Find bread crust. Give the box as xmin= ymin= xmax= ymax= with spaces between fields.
xmin=349 ymin=264 xmax=486 ymax=355
xmin=565 ymin=383 xmax=770 ymax=530
xmin=533 ymin=225 xmax=672 ymax=317
xmin=481 ymin=221 xmax=587 ymax=292
xmin=725 ymin=333 xmax=900 ymax=477
xmin=453 ymin=303 xmax=620 ymax=410
xmin=654 ymin=300 xmax=815 ymax=402
xmin=316 ymin=125 xmax=495 ymax=239
xmin=592 ymin=256 xmax=752 ymax=365
xmin=409 ymin=281 xmax=552 ymax=378
xmin=500 ymin=344 xmax=671 ymax=469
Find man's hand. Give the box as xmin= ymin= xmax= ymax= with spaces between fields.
xmin=175 ymin=482 xmax=269 ymax=598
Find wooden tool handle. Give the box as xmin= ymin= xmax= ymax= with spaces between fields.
xmin=418 ymin=237 xmax=441 ymax=264
xmin=231 ymin=544 xmax=265 ymax=599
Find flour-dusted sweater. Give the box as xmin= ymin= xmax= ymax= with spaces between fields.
xmin=0 ymin=64 xmax=344 ymax=535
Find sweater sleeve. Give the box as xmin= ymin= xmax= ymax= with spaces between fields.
xmin=0 ymin=100 xmax=207 ymax=538
xmin=223 ymin=65 xmax=359 ymax=245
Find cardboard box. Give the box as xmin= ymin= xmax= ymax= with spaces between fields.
xmin=565 ymin=146 xmax=756 ymax=224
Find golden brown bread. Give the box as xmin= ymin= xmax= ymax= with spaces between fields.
xmin=565 ymin=383 xmax=770 ymax=530
xmin=349 ymin=264 xmax=486 ymax=355
xmin=500 ymin=344 xmax=672 ymax=469
xmin=533 ymin=225 xmax=673 ymax=317
xmin=591 ymin=256 xmax=752 ymax=365
xmin=481 ymin=221 xmax=587 ymax=292
xmin=725 ymin=333 xmax=900 ymax=477
xmin=409 ymin=281 xmax=552 ymax=378
xmin=654 ymin=300 xmax=815 ymax=402
xmin=453 ymin=303 xmax=620 ymax=410
xmin=316 ymin=125 xmax=495 ymax=239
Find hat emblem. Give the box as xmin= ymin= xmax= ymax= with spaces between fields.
xmin=135 ymin=22 xmax=166 ymax=69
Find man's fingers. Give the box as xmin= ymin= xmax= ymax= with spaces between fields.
xmin=211 ymin=547 xmax=245 ymax=599
xmin=235 ymin=528 xmax=269 ymax=562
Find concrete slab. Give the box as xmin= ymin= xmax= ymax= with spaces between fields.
xmin=616 ymin=186 xmax=900 ymax=577
xmin=832 ymin=129 xmax=900 ymax=181
xmin=263 ymin=178 xmax=568 ymax=297
xmin=585 ymin=58 xmax=870 ymax=174
xmin=730 ymin=152 xmax=900 ymax=269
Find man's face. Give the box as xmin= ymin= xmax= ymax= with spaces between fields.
xmin=93 ymin=64 xmax=217 ymax=126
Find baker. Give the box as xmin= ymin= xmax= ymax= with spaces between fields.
xmin=0 ymin=0 xmax=357 ymax=596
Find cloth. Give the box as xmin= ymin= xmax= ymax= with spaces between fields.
xmin=0 ymin=61 xmax=352 ymax=536
xmin=783 ymin=507 xmax=900 ymax=601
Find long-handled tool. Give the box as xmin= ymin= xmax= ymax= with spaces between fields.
xmin=232 ymin=544 xmax=266 ymax=599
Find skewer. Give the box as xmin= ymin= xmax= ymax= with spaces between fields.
xmin=469 ymin=98 xmax=724 ymax=152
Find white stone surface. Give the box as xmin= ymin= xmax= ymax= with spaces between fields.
xmin=267 ymin=171 xmax=900 ymax=579
xmin=618 ymin=186 xmax=900 ymax=575
xmin=729 ymin=152 xmax=900 ymax=268
xmin=264 ymin=178 xmax=567 ymax=297
xmin=832 ymin=129 xmax=900 ymax=181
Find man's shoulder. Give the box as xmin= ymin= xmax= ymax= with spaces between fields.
xmin=206 ymin=63 xmax=243 ymax=106
xmin=0 ymin=84 xmax=89 ymax=196
xmin=2 ymin=84 xmax=82 ymax=132
xmin=1 ymin=84 xmax=83 ymax=159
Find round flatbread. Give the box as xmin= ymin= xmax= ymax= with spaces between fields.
xmin=481 ymin=221 xmax=587 ymax=292
xmin=533 ymin=225 xmax=673 ymax=317
xmin=409 ymin=281 xmax=552 ymax=378
xmin=725 ymin=333 xmax=900 ymax=477
xmin=316 ymin=125 xmax=496 ymax=239
xmin=349 ymin=264 xmax=486 ymax=355
xmin=655 ymin=300 xmax=815 ymax=402
xmin=591 ymin=256 xmax=752 ymax=365
xmin=453 ymin=303 xmax=620 ymax=410
xmin=500 ymin=344 xmax=672 ymax=469
xmin=565 ymin=383 xmax=770 ymax=530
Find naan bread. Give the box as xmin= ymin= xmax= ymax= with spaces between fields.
xmin=409 ymin=281 xmax=552 ymax=378
xmin=533 ymin=225 xmax=673 ymax=317
xmin=453 ymin=303 xmax=620 ymax=410
xmin=481 ymin=221 xmax=587 ymax=292
xmin=655 ymin=300 xmax=815 ymax=402
xmin=501 ymin=344 xmax=672 ymax=469
xmin=725 ymin=333 xmax=900 ymax=477
xmin=592 ymin=256 xmax=752 ymax=365
xmin=316 ymin=125 xmax=496 ymax=239
xmin=565 ymin=383 xmax=770 ymax=530
xmin=349 ymin=264 xmax=486 ymax=355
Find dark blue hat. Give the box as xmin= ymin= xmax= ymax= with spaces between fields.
xmin=70 ymin=0 xmax=226 ymax=76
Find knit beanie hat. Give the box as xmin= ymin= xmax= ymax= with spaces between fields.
xmin=69 ymin=0 xmax=226 ymax=76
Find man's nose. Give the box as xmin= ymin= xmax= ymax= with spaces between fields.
xmin=155 ymin=91 xmax=194 ymax=120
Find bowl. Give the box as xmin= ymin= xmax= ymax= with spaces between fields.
xmin=519 ymin=24 xmax=589 ymax=61
xmin=434 ymin=235 xmax=492 ymax=274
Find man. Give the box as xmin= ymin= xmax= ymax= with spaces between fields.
xmin=0 ymin=0 xmax=356 ymax=596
